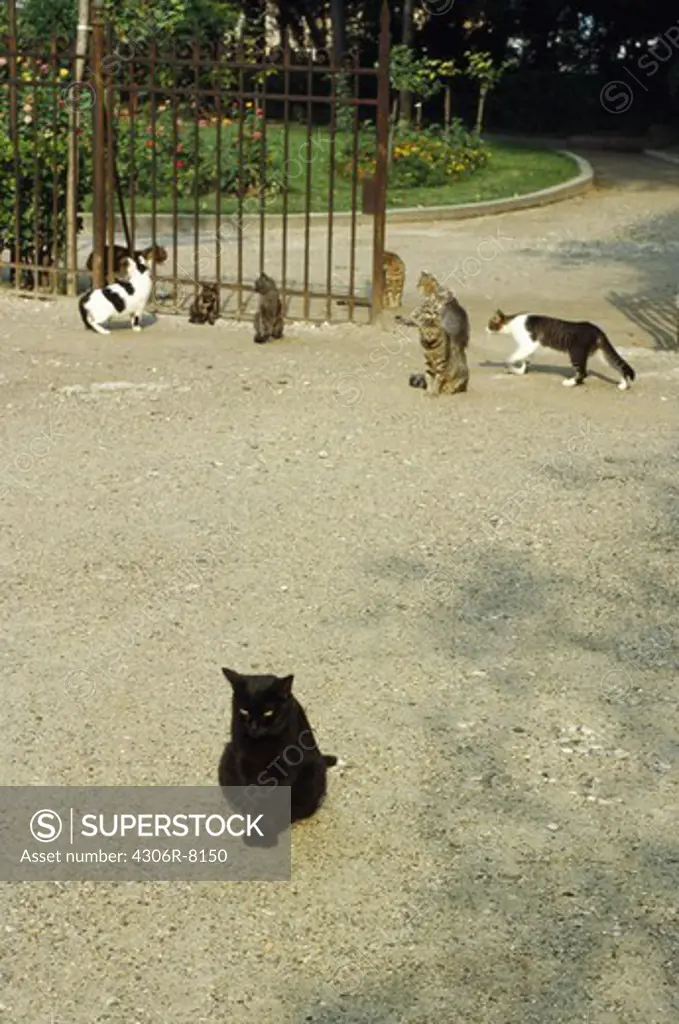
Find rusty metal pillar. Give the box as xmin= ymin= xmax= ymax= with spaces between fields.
xmin=371 ymin=0 xmax=390 ymax=322
xmin=91 ymin=0 xmax=106 ymax=289
xmin=7 ymin=0 xmax=20 ymax=289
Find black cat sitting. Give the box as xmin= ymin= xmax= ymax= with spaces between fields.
xmin=218 ymin=667 xmax=338 ymax=841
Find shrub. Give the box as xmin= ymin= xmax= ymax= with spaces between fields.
xmin=114 ymin=101 xmax=286 ymax=203
xmin=0 ymin=55 xmax=92 ymax=279
xmin=338 ymin=119 xmax=488 ymax=188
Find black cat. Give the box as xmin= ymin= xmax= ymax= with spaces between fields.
xmin=218 ymin=667 xmax=337 ymax=833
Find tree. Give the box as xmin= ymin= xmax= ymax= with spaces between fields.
xmin=464 ymin=49 xmax=512 ymax=133
xmin=389 ymin=43 xmax=456 ymax=123
xmin=331 ymin=0 xmax=346 ymax=64
xmin=399 ymin=0 xmax=414 ymax=124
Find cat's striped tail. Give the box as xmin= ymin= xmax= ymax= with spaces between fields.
xmin=597 ymin=331 xmax=635 ymax=387
xmin=78 ymin=292 xmax=95 ymax=332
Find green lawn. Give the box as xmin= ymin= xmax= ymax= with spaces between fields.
xmin=123 ymin=125 xmax=578 ymax=216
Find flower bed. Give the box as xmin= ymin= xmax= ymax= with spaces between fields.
xmin=339 ymin=120 xmax=489 ymax=188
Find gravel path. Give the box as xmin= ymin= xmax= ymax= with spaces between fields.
xmin=1 ymin=150 xmax=678 ymax=1024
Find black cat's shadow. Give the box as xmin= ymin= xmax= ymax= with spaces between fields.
xmin=477 ymin=358 xmax=619 ymax=386
xmin=219 ymin=785 xmax=291 ymax=850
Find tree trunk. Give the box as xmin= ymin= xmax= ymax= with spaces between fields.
xmin=66 ymin=0 xmax=89 ymax=295
xmin=399 ymin=0 xmax=413 ymax=123
xmin=330 ymin=0 xmax=346 ymax=65
xmin=475 ymin=83 xmax=488 ymax=134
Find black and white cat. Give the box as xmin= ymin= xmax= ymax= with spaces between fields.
xmin=78 ymin=253 xmax=152 ymax=335
xmin=218 ymin=667 xmax=339 ymax=826
xmin=487 ymin=309 xmax=635 ymax=390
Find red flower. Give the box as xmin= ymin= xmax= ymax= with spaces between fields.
xmin=175 ymin=159 xmax=185 ymax=168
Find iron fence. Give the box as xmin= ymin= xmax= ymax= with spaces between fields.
xmin=0 ymin=0 xmax=391 ymax=325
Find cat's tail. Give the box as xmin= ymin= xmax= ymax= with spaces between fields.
xmin=597 ymin=331 xmax=635 ymax=387
xmin=78 ymin=292 xmax=95 ymax=332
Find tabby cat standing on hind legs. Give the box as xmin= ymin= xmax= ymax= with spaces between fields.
xmin=487 ymin=309 xmax=635 ymax=390
xmin=398 ymin=271 xmax=470 ymax=395
xmin=253 ymin=273 xmax=284 ymax=344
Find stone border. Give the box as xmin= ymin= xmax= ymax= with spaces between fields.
xmin=78 ymin=150 xmax=592 ymax=238
xmin=374 ymin=150 xmax=593 ymax=222
xmin=644 ymin=148 xmax=679 ymax=167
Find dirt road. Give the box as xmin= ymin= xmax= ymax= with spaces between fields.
xmin=1 ymin=150 xmax=678 ymax=1023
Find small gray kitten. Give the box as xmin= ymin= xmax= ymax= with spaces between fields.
xmin=253 ymin=273 xmax=284 ymax=344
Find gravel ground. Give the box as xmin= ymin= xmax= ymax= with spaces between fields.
xmin=1 ymin=151 xmax=678 ymax=1024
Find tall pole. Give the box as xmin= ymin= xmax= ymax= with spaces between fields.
xmin=7 ymin=0 xmax=20 ymax=285
xmin=399 ymin=0 xmax=413 ymax=124
xmin=91 ymin=0 xmax=106 ymax=290
xmin=66 ymin=0 xmax=90 ymax=295
xmin=371 ymin=0 xmax=390 ymax=322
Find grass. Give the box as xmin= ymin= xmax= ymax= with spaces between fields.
xmin=115 ymin=124 xmax=578 ymax=217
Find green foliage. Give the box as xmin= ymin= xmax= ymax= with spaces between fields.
xmin=388 ymin=43 xmax=457 ymax=101
xmin=0 ymin=57 xmax=92 ymax=263
xmin=16 ymin=0 xmax=76 ymax=47
xmin=104 ymin=0 xmax=201 ymax=39
xmin=464 ymin=50 xmax=513 ymax=133
xmin=334 ymin=72 xmax=355 ymax=136
xmin=338 ymin=119 xmax=488 ymax=188
xmin=464 ymin=50 xmax=513 ymax=91
xmin=113 ymin=101 xmax=285 ymax=207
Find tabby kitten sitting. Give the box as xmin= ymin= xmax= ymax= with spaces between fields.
xmin=382 ymin=250 xmax=406 ymax=309
xmin=399 ymin=271 xmax=470 ymax=395
xmin=487 ymin=309 xmax=635 ymax=390
xmin=336 ymin=250 xmax=406 ymax=310
xmin=253 ymin=273 xmax=284 ymax=343
xmin=188 ymin=282 xmax=220 ymax=325
xmin=218 ymin=667 xmax=338 ymax=830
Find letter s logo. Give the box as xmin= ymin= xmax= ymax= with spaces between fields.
xmin=30 ymin=809 xmax=63 ymax=842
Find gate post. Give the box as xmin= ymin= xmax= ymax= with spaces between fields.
xmin=371 ymin=0 xmax=390 ymax=322
xmin=90 ymin=0 xmax=106 ymax=289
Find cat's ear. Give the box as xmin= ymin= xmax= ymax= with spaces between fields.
xmin=276 ymin=674 xmax=294 ymax=698
xmin=222 ymin=667 xmax=243 ymax=690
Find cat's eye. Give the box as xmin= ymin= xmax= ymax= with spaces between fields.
xmin=239 ymin=708 xmax=249 ymax=718
xmin=262 ymin=710 xmax=275 ymax=718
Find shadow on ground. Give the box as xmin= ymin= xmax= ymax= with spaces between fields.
xmin=542 ymin=204 xmax=679 ymax=352
xmin=350 ymin=436 xmax=679 ymax=1023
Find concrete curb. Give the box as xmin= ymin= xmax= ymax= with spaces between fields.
xmin=644 ymin=148 xmax=679 ymax=166
xmin=372 ymin=150 xmax=593 ymax=222
xmin=78 ymin=151 xmax=593 ymax=239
